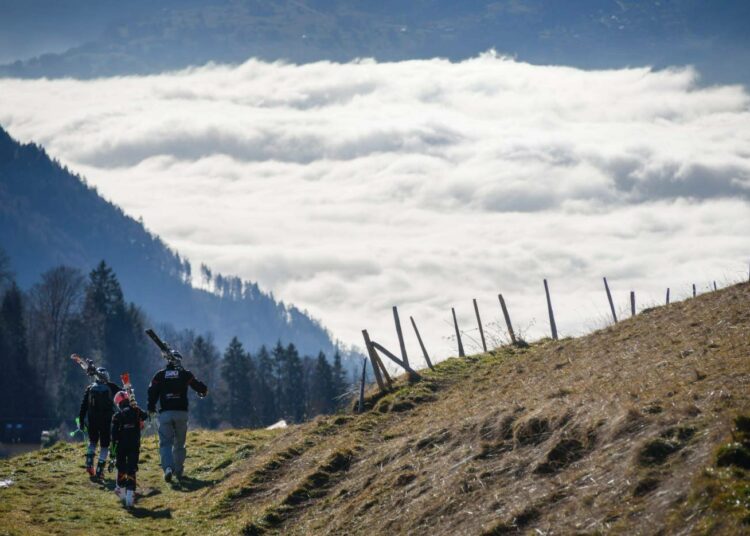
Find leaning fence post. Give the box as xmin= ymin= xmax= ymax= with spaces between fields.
xmin=498 ymin=294 xmax=517 ymax=345
xmin=630 ymin=291 xmax=636 ymax=317
xmin=666 ymin=288 xmax=670 ymax=305
xmin=369 ymin=341 xmax=421 ymax=380
xmin=713 ymin=281 xmax=717 ymax=291
xmin=452 ymin=307 xmax=466 ymax=357
xmin=692 ymin=284 xmax=696 ymax=298
xmin=472 ymin=299 xmax=487 ymax=352
xmin=603 ymin=277 xmax=617 ymax=323
xmin=361 ymin=329 xmax=387 ymax=392
xmin=358 ymin=358 xmax=367 ymax=413
xmin=544 ymin=279 xmax=558 ymax=340
xmin=410 ymin=316 xmax=434 ymax=370
xmin=393 ymin=306 xmax=409 ymax=368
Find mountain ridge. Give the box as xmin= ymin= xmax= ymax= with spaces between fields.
xmin=1 ymin=0 xmax=749 ymax=86
xmin=0 ymin=125 xmax=344 ymax=357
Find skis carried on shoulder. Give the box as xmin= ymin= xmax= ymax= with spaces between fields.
xmin=145 ymin=328 xmax=171 ymax=354
xmin=145 ymin=328 xmax=183 ymax=368
xmin=120 ymin=372 xmax=136 ymax=405
xmin=70 ymin=353 xmax=97 ymax=377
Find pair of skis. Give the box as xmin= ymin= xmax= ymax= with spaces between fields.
xmin=145 ymin=328 xmax=182 ymax=367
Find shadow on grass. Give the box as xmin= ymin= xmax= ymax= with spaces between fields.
xmin=173 ymin=475 xmax=217 ymax=492
xmin=129 ymin=506 xmax=173 ymax=519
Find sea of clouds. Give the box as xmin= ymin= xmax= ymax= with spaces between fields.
xmin=1 ymin=52 xmax=748 ymax=365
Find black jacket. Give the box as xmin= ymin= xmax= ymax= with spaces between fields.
xmin=79 ymin=381 xmax=121 ymax=424
xmin=147 ymin=365 xmax=207 ymax=413
xmin=111 ymin=404 xmax=147 ymax=449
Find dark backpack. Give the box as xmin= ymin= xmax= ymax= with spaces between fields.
xmin=88 ymin=383 xmax=113 ymax=417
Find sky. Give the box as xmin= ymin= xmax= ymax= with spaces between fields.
xmin=0 ymin=53 xmax=749 ymax=366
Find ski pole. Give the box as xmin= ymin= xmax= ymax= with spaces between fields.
xmin=69 ymin=417 xmax=87 ymax=437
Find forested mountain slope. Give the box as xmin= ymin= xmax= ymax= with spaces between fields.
xmin=0 ymin=126 xmax=337 ymax=355
xmin=2 ymin=280 xmax=748 ymax=534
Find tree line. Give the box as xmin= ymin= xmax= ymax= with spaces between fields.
xmin=0 ymin=249 xmax=353 ymax=441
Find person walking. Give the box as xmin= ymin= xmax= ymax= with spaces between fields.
xmin=78 ymin=367 xmax=121 ymax=478
xmin=111 ymin=390 xmax=147 ymax=508
xmin=147 ymin=350 xmax=208 ymax=483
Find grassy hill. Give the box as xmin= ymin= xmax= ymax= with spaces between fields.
xmin=1 ymin=282 xmax=749 ymax=535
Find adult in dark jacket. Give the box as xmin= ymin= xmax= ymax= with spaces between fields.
xmin=78 ymin=367 xmax=121 ymax=478
xmin=147 ymin=352 xmax=208 ymax=482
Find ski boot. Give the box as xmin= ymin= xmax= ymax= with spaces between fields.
xmin=95 ymin=459 xmax=106 ymax=479
xmin=85 ymin=452 xmax=95 ymax=476
xmin=164 ymin=467 xmax=173 ymax=483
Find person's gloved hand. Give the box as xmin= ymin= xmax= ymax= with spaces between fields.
xmin=199 ymin=389 xmax=208 ymax=399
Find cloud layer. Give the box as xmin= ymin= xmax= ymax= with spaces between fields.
xmin=1 ymin=53 xmax=749 ymax=364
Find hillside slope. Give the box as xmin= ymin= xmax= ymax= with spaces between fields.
xmin=0 ymin=126 xmax=338 ymax=355
xmin=1 ymin=282 xmax=749 ymax=535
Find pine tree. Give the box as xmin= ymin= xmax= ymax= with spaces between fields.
xmin=310 ymin=352 xmax=334 ymax=415
xmin=0 ymin=283 xmax=46 ymax=420
xmin=220 ymin=337 xmax=256 ymax=427
xmin=80 ymin=261 xmax=150 ymax=390
xmin=281 ymin=343 xmax=306 ymax=423
xmin=191 ymin=335 xmax=219 ymax=428
xmin=271 ymin=341 xmax=287 ymax=418
xmin=254 ymin=345 xmax=277 ymax=426
xmin=332 ymin=349 xmax=347 ymax=409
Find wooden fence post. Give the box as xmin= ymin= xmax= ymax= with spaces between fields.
xmin=358 ymin=358 xmax=367 ymax=413
xmin=472 ymin=299 xmax=487 ymax=352
xmin=393 ymin=306 xmax=409 ymax=368
xmin=410 ymin=316 xmax=434 ymax=370
xmin=544 ymin=279 xmax=558 ymax=340
xmin=713 ymin=281 xmax=717 ymax=291
xmin=362 ymin=329 xmax=387 ymax=392
xmin=603 ymin=277 xmax=617 ymax=323
xmin=630 ymin=291 xmax=635 ymax=317
xmin=369 ymin=341 xmax=422 ymax=380
xmin=692 ymin=284 xmax=696 ymax=298
xmin=498 ymin=294 xmax=517 ymax=345
xmin=452 ymin=307 xmax=466 ymax=357
xmin=666 ymin=288 xmax=670 ymax=305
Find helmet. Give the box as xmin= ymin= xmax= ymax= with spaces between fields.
xmin=95 ymin=367 xmax=110 ymax=383
xmin=166 ymin=350 xmax=183 ymax=367
xmin=114 ymin=391 xmax=129 ymax=406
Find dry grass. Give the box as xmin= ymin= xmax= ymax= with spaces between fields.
xmin=1 ymin=282 xmax=749 ymax=534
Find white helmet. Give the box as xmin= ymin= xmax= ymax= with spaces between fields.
xmin=95 ymin=367 xmax=110 ymax=383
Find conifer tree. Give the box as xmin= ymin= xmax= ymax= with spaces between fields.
xmin=271 ymin=341 xmax=287 ymax=418
xmin=79 ymin=261 xmax=150 ymax=389
xmin=310 ymin=352 xmax=334 ymax=415
xmin=220 ymin=337 xmax=256 ymax=427
xmin=254 ymin=345 xmax=277 ymax=426
xmin=191 ymin=335 xmax=219 ymax=428
xmin=282 ymin=343 xmax=306 ymax=423
xmin=332 ymin=349 xmax=348 ymax=409
xmin=0 ymin=283 xmax=46 ymax=420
